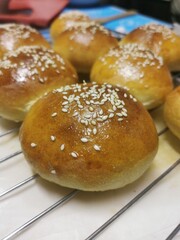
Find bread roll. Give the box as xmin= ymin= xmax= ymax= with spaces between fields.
xmin=53 ymin=22 xmax=118 ymax=73
xmin=164 ymin=86 xmax=180 ymax=139
xmin=0 ymin=23 xmax=50 ymax=58
xmin=20 ymin=83 xmax=158 ymax=191
xmin=50 ymin=11 xmax=90 ymax=40
xmin=120 ymin=23 xmax=180 ymax=72
xmin=91 ymin=44 xmax=173 ymax=110
xmin=0 ymin=46 xmax=78 ymax=122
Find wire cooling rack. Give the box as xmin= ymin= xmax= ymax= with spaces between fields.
xmin=0 ymin=28 xmax=180 ymax=239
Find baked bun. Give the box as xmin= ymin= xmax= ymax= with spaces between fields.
xmin=0 ymin=23 xmax=50 ymax=58
xmin=91 ymin=44 xmax=173 ymax=110
xmin=20 ymin=83 xmax=158 ymax=191
xmin=120 ymin=23 xmax=180 ymax=72
xmin=0 ymin=46 xmax=78 ymax=122
xmin=50 ymin=11 xmax=90 ymax=41
xmin=164 ymin=86 xmax=180 ymax=139
xmin=53 ymin=22 xmax=118 ymax=73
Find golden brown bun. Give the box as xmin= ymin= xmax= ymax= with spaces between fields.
xmin=164 ymin=86 xmax=180 ymax=139
xmin=0 ymin=23 xmax=51 ymax=58
xmin=53 ymin=22 xmax=118 ymax=73
xmin=91 ymin=44 xmax=173 ymax=110
xmin=0 ymin=46 xmax=78 ymax=122
xmin=50 ymin=11 xmax=90 ymax=40
xmin=120 ymin=23 xmax=180 ymax=72
xmin=20 ymin=83 xmax=158 ymax=191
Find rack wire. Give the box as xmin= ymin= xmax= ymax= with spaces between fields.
xmin=0 ymin=30 xmax=180 ymax=240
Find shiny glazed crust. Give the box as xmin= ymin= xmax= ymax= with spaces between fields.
xmin=20 ymin=83 xmax=158 ymax=191
xmin=164 ymin=86 xmax=180 ymax=139
xmin=0 ymin=23 xmax=50 ymax=57
xmin=53 ymin=22 xmax=118 ymax=73
xmin=120 ymin=23 xmax=180 ymax=72
xmin=90 ymin=44 xmax=173 ymax=110
xmin=0 ymin=46 xmax=78 ymax=122
xmin=50 ymin=11 xmax=90 ymax=40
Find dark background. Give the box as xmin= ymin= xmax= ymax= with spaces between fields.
xmin=112 ymin=0 xmax=172 ymax=23
xmin=69 ymin=0 xmax=172 ymax=23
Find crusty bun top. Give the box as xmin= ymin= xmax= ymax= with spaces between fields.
xmin=20 ymin=83 xmax=158 ymax=191
xmin=120 ymin=23 xmax=180 ymax=72
xmin=91 ymin=43 xmax=173 ymax=110
xmin=53 ymin=22 xmax=118 ymax=73
xmin=164 ymin=86 xmax=180 ymax=140
xmin=0 ymin=46 xmax=78 ymax=122
xmin=50 ymin=10 xmax=90 ymax=40
xmin=0 ymin=23 xmax=50 ymax=57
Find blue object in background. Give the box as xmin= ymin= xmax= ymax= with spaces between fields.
xmin=40 ymin=5 xmax=172 ymax=42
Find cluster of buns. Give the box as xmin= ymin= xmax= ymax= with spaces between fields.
xmin=20 ymin=83 xmax=158 ymax=191
xmin=0 ymin=23 xmax=78 ymax=122
xmin=50 ymin=11 xmax=118 ymax=73
xmin=1 ymin=11 xmax=179 ymax=191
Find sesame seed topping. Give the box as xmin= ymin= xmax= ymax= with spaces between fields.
xmin=140 ymin=23 xmax=174 ymax=41
xmin=100 ymin=43 xmax=164 ymax=74
xmin=52 ymin=83 xmax=139 ymax=153
xmin=0 ymin=45 xmax=68 ymax=83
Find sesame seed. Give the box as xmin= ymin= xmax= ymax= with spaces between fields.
xmin=81 ymin=137 xmax=89 ymax=143
xmin=73 ymin=111 xmax=78 ymax=117
xmin=60 ymin=144 xmax=65 ymax=151
xmin=71 ymin=151 xmax=79 ymax=158
xmin=62 ymin=101 xmax=68 ymax=105
xmin=91 ymin=120 xmax=97 ymax=125
xmin=51 ymin=112 xmax=57 ymax=117
xmin=31 ymin=143 xmax=37 ymax=148
xmin=50 ymin=135 xmax=56 ymax=141
xmin=93 ymin=128 xmax=97 ymax=135
xmin=122 ymin=112 xmax=127 ymax=117
xmin=118 ymin=118 xmax=123 ymax=121
xmin=109 ymin=113 xmax=114 ymax=118
xmin=94 ymin=145 xmax=101 ymax=151
xmin=51 ymin=170 xmax=56 ymax=174
xmin=62 ymin=108 xmax=68 ymax=113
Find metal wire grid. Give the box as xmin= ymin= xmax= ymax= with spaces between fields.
xmin=0 ymin=74 xmax=179 ymax=240
xmin=0 ymin=26 xmax=180 ymax=239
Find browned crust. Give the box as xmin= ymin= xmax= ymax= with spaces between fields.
xmin=0 ymin=46 xmax=78 ymax=121
xmin=20 ymin=83 xmax=158 ymax=191
xmin=120 ymin=24 xmax=180 ymax=71
xmin=50 ymin=11 xmax=90 ymax=40
xmin=0 ymin=23 xmax=50 ymax=57
xmin=164 ymin=86 xmax=180 ymax=139
xmin=53 ymin=23 xmax=118 ymax=73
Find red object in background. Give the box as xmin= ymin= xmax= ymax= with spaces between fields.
xmin=0 ymin=0 xmax=69 ymax=27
